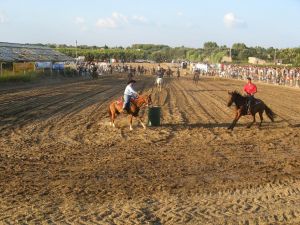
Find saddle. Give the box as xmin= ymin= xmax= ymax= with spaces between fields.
xmin=115 ymin=96 xmax=136 ymax=108
xmin=243 ymin=97 xmax=261 ymax=115
xmin=251 ymin=97 xmax=261 ymax=105
xmin=116 ymin=96 xmax=124 ymax=108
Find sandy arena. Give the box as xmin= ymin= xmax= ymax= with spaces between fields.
xmin=0 ymin=74 xmax=300 ymax=225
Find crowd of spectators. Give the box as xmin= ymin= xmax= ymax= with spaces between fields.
xmin=216 ymin=64 xmax=300 ymax=88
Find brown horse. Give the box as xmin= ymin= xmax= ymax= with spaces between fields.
xmin=108 ymin=94 xmax=152 ymax=130
xmin=227 ymin=91 xmax=276 ymax=130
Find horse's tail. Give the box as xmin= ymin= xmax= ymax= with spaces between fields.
xmin=265 ymin=104 xmax=276 ymax=122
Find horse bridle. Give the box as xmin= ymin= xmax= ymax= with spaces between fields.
xmin=140 ymin=95 xmax=152 ymax=108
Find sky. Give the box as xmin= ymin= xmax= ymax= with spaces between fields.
xmin=0 ymin=0 xmax=300 ymax=48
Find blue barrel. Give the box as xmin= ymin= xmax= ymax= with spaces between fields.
xmin=148 ymin=107 xmax=161 ymax=126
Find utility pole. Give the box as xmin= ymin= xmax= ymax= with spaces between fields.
xmin=274 ymin=49 xmax=277 ymax=65
xmin=75 ymin=40 xmax=78 ymax=59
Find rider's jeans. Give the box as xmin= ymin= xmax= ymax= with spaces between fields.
xmin=123 ymin=95 xmax=131 ymax=109
xmin=247 ymin=95 xmax=254 ymax=111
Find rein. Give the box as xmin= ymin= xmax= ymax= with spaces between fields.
xmin=135 ymin=96 xmax=150 ymax=109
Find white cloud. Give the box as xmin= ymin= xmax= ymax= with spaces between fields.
xmin=177 ymin=12 xmax=184 ymax=17
xmin=96 ymin=17 xmax=117 ymax=28
xmin=132 ymin=15 xmax=147 ymax=23
xmin=75 ymin=16 xmax=85 ymax=24
xmin=96 ymin=12 xmax=147 ymax=29
xmin=96 ymin=12 xmax=128 ymax=29
xmin=224 ymin=12 xmax=246 ymax=28
xmin=0 ymin=11 xmax=8 ymax=24
xmin=112 ymin=12 xmax=128 ymax=23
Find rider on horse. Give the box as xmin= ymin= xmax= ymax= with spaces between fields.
xmin=123 ymin=80 xmax=138 ymax=112
xmin=243 ymin=77 xmax=257 ymax=114
xmin=157 ymin=67 xmax=164 ymax=78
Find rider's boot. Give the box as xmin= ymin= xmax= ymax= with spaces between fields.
xmin=247 ymin=108 xmax=251 ymax=115
xmin=247 ymin=104 xmax=251 ymax=115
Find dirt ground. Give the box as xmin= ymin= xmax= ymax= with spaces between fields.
xmin=0 ymin=74 xmax=300 ymax=225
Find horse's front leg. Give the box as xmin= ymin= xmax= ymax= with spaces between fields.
xmin=129 ymin=115 xmax=133 ymax=131
xmin=258 ymin=110 xmax=263 ymax=127
xmin=228 ymin=119 xmax=237 ymax=130
xmin=138 ymin=116 xmax=146 ymax=129
xmin=110 ymin=109 xmax=116 ymax=128
xmin=228 ymin=110 xmax=241 ymax=130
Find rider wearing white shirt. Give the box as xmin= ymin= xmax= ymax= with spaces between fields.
xmin=123 ymin=80 xmax=138 ymax=112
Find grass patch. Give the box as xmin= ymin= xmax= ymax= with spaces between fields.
xmin=0 ymin=72 xmax=39 ymax=83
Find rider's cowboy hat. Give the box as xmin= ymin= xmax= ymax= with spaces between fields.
xmin=127 ymin=80 xmax=136 ymax=84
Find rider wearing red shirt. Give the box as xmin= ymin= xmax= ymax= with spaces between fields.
xmin=243 ymin=77 xmax=257 ymax=114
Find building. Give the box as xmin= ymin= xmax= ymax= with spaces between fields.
xmin=0 ymin=42 xmax=74 ymax=75
xmin=248 ymin=57 xmax=266 ymax=65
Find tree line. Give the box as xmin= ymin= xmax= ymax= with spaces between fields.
xmin=41 ymin=42 xmax=300 ymax=66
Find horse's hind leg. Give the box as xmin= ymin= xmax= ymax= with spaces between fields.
xmin=247 ymin=114 xmax=256 ymax=128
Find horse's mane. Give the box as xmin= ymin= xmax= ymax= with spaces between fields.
xmin=139 ymin=93 xmax=151 ymax=98
xmin=136 ymin=93 xmax=151 ymax=103
xmin=232 ymin=90 xmax=243 ymax=97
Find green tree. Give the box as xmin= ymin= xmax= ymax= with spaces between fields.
xmin=232 ymin=43 xmax=247 ymax=51
xmin=203 ymin=42 xmax=219 ymax=50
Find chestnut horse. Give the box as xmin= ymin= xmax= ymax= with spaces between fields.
xmin=227 ymin=91 xmax=275 ymax=130
xmin=108 ymin=94 xmax=152 ymax=130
